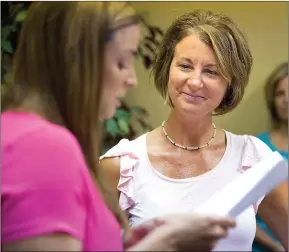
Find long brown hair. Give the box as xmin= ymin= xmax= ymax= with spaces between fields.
xmin=2 ymin=2 xmax=139 ymax=229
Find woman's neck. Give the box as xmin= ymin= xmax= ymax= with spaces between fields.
xmin=164 ymin=111 xmax=215 ymax=147
xmin=11 ymin=94 xmax=64 ymax=126
xmin=270 ymin=123 xmax=288 ymax=152
xmin=273 ymin=123 xmax=288 ymax=137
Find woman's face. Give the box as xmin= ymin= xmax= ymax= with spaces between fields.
xmin=274 ymin=76 xmax=288 ymax=123
xmin=100 ymin=24 xmax=141 ymax=119
xmin=167 ymin=34 xmax=228 ymax=117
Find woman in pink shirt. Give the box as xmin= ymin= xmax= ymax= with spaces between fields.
xmin=1 ymin=2 xmax=236 ymax=252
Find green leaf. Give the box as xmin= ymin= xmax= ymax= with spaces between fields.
xmin=1 ymin=40 xmax=13 ymax=54
xmin=105 ymin=119 xmax=119 ymax=137
xmin=15 ymin=10 xmax=27 ymax=22
xmin=117 ymin=119 xmax=130 ymax=135
xmin=137 ymin=47 xmax=143 ymax=58
xmin=115 ymin=108 xmax=130 ymax=122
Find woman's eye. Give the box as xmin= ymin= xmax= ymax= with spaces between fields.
xmin=275 ymin=90 xmax=285 ymax=97
xmin=118 ymin=57 xmax=133 ymax=70
xmin=179 ymin=64 xmax=191 ymax=71
xmin=118 ymin=61 xmax=126 ymax=70
xmin=204 ymin=69 xmax=218 ymax=76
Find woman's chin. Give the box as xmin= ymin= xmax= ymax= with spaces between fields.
xmin=174 ymin=102 xmax=210 ymax=118
xmin=100 ymin=106 xmax=116 ymax=120
xmin=178 ymin=102 xmax=201 ymax=112
xmin=104 ymin=111 xmax=116 ymax=120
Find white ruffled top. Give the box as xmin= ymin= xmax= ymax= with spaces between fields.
xmin=101 ymin=130 xmax=273 ymax=251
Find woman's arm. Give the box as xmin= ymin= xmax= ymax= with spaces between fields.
xmin=100 ymin=157 xmax=121 ymax=198
xmin=100 ymin=156 xmax=131 ymax=232
xmin=257 ymin=181 xmax=288 ymax=250
xmin=3 ymin=234 xmax=81 ymax=252
xmin=255 ymin=224 xmax=285 ymax=251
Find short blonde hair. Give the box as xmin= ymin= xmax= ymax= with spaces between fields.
xmin=152 ymin=10 xmax=253 ymax=115
xmin=265 ymin=62 xmax=288 ymax=125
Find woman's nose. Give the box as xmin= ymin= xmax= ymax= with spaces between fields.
xmin=125 ymin=75 xmax=137 ymax=88
xmin=187 ymin=76 xmax=203 ymax=90
xmin=125 ymin=69 xmax=138 ymax=88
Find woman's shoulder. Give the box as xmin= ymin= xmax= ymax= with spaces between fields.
xmin=2 ymin=111 xmax=83 ymax=155
xmin=2 ymin=114 xmax=93 ymax=245
xmin=256 ymin=131 xmax=270 ymax=142
xmin=226 ymin=130 xmax=273 ymax=164
xmin=256 ymin=131 xmax=270 ymax=138
xmin=100 ymin=133 xmax=149 ymax=211
xmin=100 ymin=133 xmax=147 ymax=160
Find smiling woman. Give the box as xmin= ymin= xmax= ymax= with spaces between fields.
xmin=166 ymin=34 xmax=228 ymax=115
xmin=101 ymin=9 xmax=288 ymax=251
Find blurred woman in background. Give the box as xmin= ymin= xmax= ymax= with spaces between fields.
xmin=258 ymin=62 xmax=288 ymax=159
xmin=253 ymin=62 xmax=288 ymax=252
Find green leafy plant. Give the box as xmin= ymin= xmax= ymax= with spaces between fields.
xmin=1 ymin=2 xmax=29 ymax=84
xmin=102 ymin=102 xmax=152 ymax=154
xmin=1 ymin=2 xmax=163 ymax=153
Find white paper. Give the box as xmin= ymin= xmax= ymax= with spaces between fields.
xmin=195 ymin=151 xmax=288 ymax=218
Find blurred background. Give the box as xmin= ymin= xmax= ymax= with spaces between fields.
xmin=1 ymin=1 xmax=288 ymax=152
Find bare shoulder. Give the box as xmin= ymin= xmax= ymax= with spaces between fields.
xmin=101 ymin=156 xmax=121 ymax=172
xmin=100 ymin=133 xmax=148 ymax=187
xmin=100 ymin=157 xmax=121 ymax=188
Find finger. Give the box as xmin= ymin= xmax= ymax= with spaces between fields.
xmin=200 ymin=226 xmax=228 ymax=251
xmin=208 ymin=216 xmax=236 ymax=228
xmin=209 ymin=225 xmax=228 ymax=239
xmin=151 ymin=218 xmax=167 ymax=227
xmin=125 ymin=218 xmax=167 ymax=243
xmin=138 ymin=218 xmax=166 ymax=233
